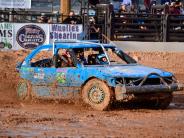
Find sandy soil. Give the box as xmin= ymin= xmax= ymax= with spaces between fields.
xmin=0 ymin=50 xmax=184 ymax=137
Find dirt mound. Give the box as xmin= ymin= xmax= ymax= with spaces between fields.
xmin=128 ymin=52 xmax=184 ymax=74
xmin=0 ymin=50 xmax=30 ymax=104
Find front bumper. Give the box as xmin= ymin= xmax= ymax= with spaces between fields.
xmin=114 ymin=71 xmax=184 ymax=101
xmin=127 ymin=83 xmax=183 ymax=93
xmin=115 ymin=83 xmax=184 ymax=101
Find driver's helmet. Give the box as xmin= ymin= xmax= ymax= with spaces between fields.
xmin=74 ymin=48 xmax=84 ymax=57
xmin=96 ymin=54 xmax=108 ymax=65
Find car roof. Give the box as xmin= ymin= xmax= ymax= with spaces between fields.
xmin=37 ymin=42 xmax=115 ymax=50
xmin=56 ymin=42 xmax=115 ymax=49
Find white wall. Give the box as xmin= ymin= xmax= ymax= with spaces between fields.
xmin=114 ymin=41 xmax=184 ymax=52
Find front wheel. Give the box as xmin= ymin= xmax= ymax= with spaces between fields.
xmin=134 ymin=93 xmax=173 ymax=109
xmin=153 ymin=93 xmax=173 ymax=109
xmin=82 ymin=78 xmax=113 ymax=111
xmin=16 ymin=79 xmax=32 ymax=101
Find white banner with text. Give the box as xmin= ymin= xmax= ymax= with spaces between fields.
xmin=0 ymin=23 xmax=83 ymax=50
xmin=0 ymin=23 xmax=13 ymax=49
xmin=50 ymin=24 xmax=83 ymax=43
xmin=0 ymin=0 xmax=31 ymax=9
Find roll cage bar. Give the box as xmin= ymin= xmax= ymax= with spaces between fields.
xmin=52 ymin=40 xmax=111 ymax=66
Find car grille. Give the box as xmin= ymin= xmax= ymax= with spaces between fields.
xmin=116 ymin=77 xmax=173 ymax=86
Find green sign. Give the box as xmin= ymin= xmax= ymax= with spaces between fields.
xmin=0 ymin=23 xmax=13 ymax=49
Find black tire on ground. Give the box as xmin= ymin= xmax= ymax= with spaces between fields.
xmin=82 ymin=78 xmax=113 ymax=111
xmin=153 ymin=93 xmax=173 ymax=109
xmin=134 ymin=93 xmax=173 ymax=109
xmin=16 ymin=79 xmax=32 ymax=101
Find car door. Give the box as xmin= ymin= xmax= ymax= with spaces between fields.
xmin=56 ymin=67 xmax=82 ymax=87
xmin=55 ymin=48 xmax=82 ymax=99
xmin=29 ymin=48 xmax=56 ymax=98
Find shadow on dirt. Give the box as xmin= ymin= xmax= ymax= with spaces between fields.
xmin=111 ymin=101 xmax=184 ymax=111
xmin=111 ymin=93 xmax=184 ymax=111
xmin=28 ymin=96 xmax=184 ymax=111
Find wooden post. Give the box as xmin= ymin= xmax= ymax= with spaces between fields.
xmin=60 ymin=0 xmax=70 ymax=16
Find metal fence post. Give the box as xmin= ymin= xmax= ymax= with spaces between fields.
xmin=162 ymin=14 xmax=168 ymax=42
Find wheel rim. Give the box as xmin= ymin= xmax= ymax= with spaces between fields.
xmin=88 ymin=86 xmax=105 ymax=104
xmin=17 ymin=82 xmax=28 ymax=99
xmin=0 ymin=42 xmax=4 ymax=48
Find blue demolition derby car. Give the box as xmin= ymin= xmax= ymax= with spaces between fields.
xmin=16 ymin=41 xmax=183 ymax=110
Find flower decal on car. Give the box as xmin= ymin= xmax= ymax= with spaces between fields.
xmin=56 ymin=72 xmax=66 ymax=83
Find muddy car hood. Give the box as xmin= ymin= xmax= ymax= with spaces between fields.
xmin=96 ymin=64 xmax=173 ymax=78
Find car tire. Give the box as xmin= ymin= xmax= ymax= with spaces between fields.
xmin=153 ymin=93 xmax=173 ymax=109
xmin=82 ymin=78 xmax=113 ymax=111
xmin=135 ymin=93 xmax=173 ymax=109
xmin=16 ymin=79 xmax=32 ymax=101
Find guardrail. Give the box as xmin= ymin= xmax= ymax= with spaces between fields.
xmin=166 ymin=15 xmax=184 ymax=42
xmin=111 ymin=13 xmax=184 ymax=42
xmin=0 ymin=10 xmax=82 ymax=24
xmin=111 ymin=13 xmax=163 ymax=42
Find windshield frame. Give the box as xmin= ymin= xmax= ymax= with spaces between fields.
xmin=72 ymin=45 xmax=137 ymax=67
xmin=109 ymin=47 xmax=137 ymax=64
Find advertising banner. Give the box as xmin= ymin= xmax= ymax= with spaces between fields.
xmin=0 ymin=23 xmax=84 ymax=50
xmin=50 ymin=24 xmax=83 ymax=43
xmin=14 ymin=23 xmax=50 ymax=50
xmin=0 ymin=0 xmax=31 ymax=9
xmin=0 ymin=23 xmax=13 ymax=50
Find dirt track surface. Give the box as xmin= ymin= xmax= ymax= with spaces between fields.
xmin=0 ymin=50 xmax=184 ymax=137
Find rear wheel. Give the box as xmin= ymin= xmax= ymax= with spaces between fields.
xmin=16 ymin=79 xmax=32 ymax=101
xmin=82 ymin=78 xmax=113 ymax=111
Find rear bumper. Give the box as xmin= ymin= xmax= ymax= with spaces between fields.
xmin=115 ymin=83 xmax=184 ymax=101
